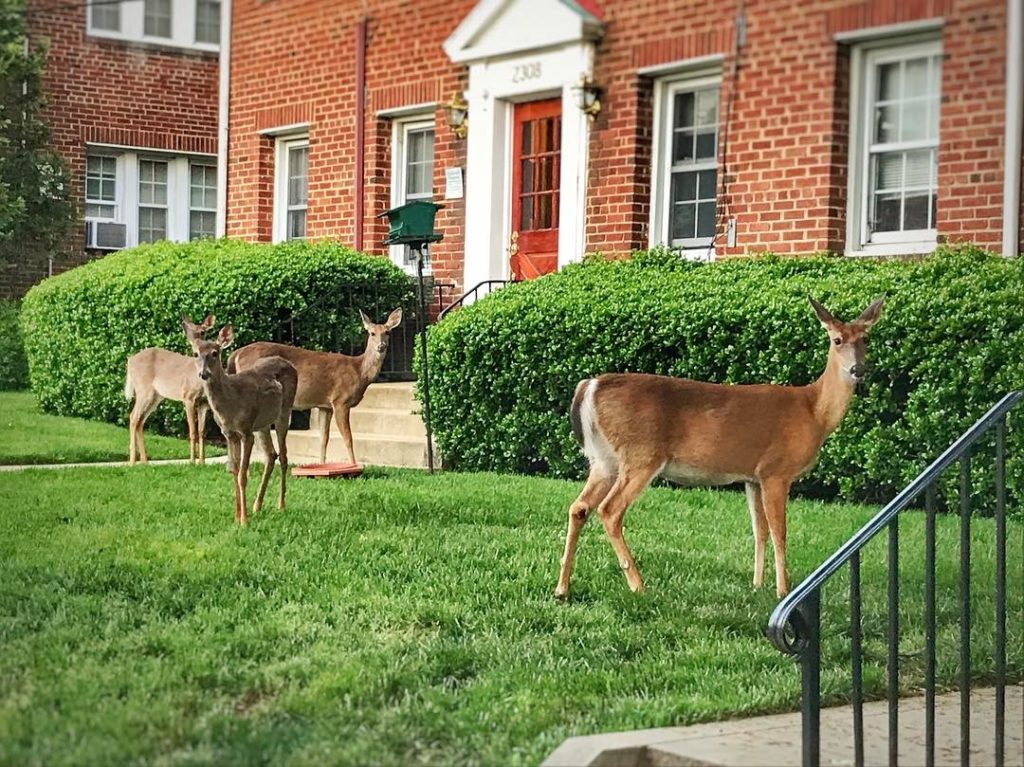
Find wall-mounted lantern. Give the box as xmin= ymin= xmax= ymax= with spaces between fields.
xmin=443 ymin=92 xmax=469 ymax=139
xmin=572 ymin=76 xmax=602 ymax=122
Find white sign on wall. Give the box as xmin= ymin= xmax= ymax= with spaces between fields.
xmin=444 ymin=167 xmax=464 ymax=199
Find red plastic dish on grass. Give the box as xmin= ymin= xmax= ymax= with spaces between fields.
xmin=291 ymin=463 xmax=364 ymax=479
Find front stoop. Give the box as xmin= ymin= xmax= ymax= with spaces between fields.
xmin=542 ymin=686 xmax=1023 ymax=767
xmin=286 ymin=382 xmax=434 ymax=469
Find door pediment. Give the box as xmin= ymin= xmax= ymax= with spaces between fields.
xmin=444 ymin=0 xmax=602 ymax=64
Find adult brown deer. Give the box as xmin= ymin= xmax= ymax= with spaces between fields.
xmin=554 ymin=297 xmax=884 ymax=600
xmin=125 ymin=314 xmax=215 ymax=465
xmin=183 ymin=317 xmax=298 ymax=526
xmin=227 ymin=307 xmax=403 ymax=465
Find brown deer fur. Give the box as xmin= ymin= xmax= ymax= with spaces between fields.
xmin=555 ymin=297 xmax=884 ymax=600
xmin=125 ymin=314 xmax=215 ymax=465
xmin=227 ymin=308 xmax=402 ymax=465
xmin=184 ymin=318 xmax=298 ymax=525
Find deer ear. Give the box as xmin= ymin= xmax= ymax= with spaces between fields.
xmin=359 ymin=309 xmax=373 ymax=330
xmin=181 ymin=314 xmax=198 ymax=338
xmin=809 ymin=297 xmax=838 ymax=329
xmin=201 ymin=314 xmax=215 ymax=330
xmin=385 ymin=307 xmax=403 ymax=330
xmin=857 ymin=297 xmax=885 ymax=328
xmin=218 ymin=325 xmax=234 ymax=349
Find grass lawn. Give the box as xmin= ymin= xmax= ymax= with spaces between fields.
xmin=0 ymin=465 xmax=1020 ymax=766
xmin=0 ymin=391 xmax=224 ymax=465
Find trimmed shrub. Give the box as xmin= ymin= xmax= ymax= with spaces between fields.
xmin=21 ymin=239 xmax=414 ymax=432
xmin=420 ymin=244 xmax=1023 ymax=506
xmin=0 ymin=299 xmax=28 ymax=390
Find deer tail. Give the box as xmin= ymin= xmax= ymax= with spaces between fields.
xmin=123 ymin=367 xmax=134 ymax=401
xmin=569 ymin=379 xmax=589 ymax=446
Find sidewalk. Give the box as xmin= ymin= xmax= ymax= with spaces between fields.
xmin=543 ymin=685 xmax=1023 ymax=767
xmin=0 ymin=455 xmax=229 ymax=472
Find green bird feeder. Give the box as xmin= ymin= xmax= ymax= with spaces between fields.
xmin=378 ymin=200 xmax=445 ymax=247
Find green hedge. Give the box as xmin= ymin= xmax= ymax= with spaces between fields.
xmin=420 ymin=245 xmax=1023 ymax=506
xmin=21 ymin=239 xmax=414 ymax=432
xmin=0 ymin=299 xmax=29 ymax=390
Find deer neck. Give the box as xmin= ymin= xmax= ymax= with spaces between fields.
xmin=201 ymin=360 xmax=233 ymax=407
xmin=809 ymin=350 xmax=857 ymax=436
xmin=357 ymin=339 xmax=386 ymax=384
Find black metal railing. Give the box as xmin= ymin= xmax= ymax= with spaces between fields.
xmin=437 ymin=280 xmax=513 ymax=321
xmin=271 ymin=277 xmax=454 ymax=381
xmin=767 ymin=391 xmax=1022 ymax=767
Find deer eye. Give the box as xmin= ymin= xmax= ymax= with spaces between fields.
xmin=833 ymin=338 xmax=842 ymax=346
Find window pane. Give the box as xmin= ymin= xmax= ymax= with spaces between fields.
xmin=696 ymin=201 xmax=716 ymax=238
xmin=875 ymin=152 xmax=903 ymax=191
xmin=138 ymin=208 xmax=167 ymax=243
xmin=902 ymin=100 xmax=928 ymax=141
xmin=190 ymin=210 xmax=216 ymax=240
xmin=195 ymin=0 xmax=220 ymax=44
xmin=404 ymin=128 xmax=434 ymax=200
xmin=904 ymin=193 xmax=931 ymax=230
xmin=520 ymin=159 xmax=534 ymax=195
xmin=905 ymin=57 xmax=929 ymax=97
xmin=904 ymin=149 xmax=931 ymax=188
xmin=538 ymin=194 xmax=552 ymax=229
xmin=872 ymin=192 xmax=901 ymax=232
xmin=144 ymin=0 xmax=171 ymax=36
xmin=672 ymin=171 xmax=697 ymax=202
xmin=86 ymin=178 xmax=100 ymax=199
xmin=90 ymin=0 xmax=121 ymax=31
xmin=521 ymin=122 xmax=532 ymax=154
xmin=697 ymin=169 xmax=716 ymax=200
xmin=288 ymin=147 xmax=308 ymax=206
xmin=287 ymin=209 xmax=306 ymax=240
xmin=695 ymin=131 xmax=716 ymax=160
xmin=878 ymin=62 xmax=900 ymax=101
xmin=875 ymin=104 xmax=898 ymax=143
xmin=139 ymin=160 xmax=168 ymax=205
xmin=85 ymin=203 xmax=115 ymax=219
xmin=670 ymin=202 xmax=696 ymax=241
xmin=190 ymin=164 xmax=217 ymax=209
xmin=86 ymin=155 xmax=117 ymax=206
xmin=673 ymin=92 xmax=695 ymax=130
xmin=696 ymin=88 xmax=718 ymax=126
xmin=672 ymin=130 xmax=694 ymax=163
xmin=520 ymin=197 xmax=533 ymax=230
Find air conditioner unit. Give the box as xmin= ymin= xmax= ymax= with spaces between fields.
xmin=84 ymin=220 xmax=127 ymax=250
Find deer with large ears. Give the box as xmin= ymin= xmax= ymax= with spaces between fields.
xmin=183 ymin=316 xmax=298 ymax=526
xmin=555 ymin=296 xmax=885 ymax=600
xmin=227 ymin=307 xmax=403 ymax=465
xmin=125 ymin=313 xmax=215 ymax=465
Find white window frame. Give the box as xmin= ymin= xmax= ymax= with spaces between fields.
xmin=86 ymin=0 xmax=219 ymax=52
xmin=273 ymin=136 xmax=310 ymax=243
xmin=83 ymin=146 xmax=216 ymax=249
xmin=389 ymin=116 xmax=436 ymax=273
xmin=84 ymin=154 xmax=122 ymax=221
xmin=847 ymin=36 xmax=942 ymax=256
xmin=188 ymin=162 xmax=218 ymax=240
xmin=649 ymin=68 xmax=722 ymax=260
xmin=137 ymin=157 xmax=171 ymax=244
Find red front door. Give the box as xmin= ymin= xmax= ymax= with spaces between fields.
xmin=510 ymin=99 xmax=561 ymax=280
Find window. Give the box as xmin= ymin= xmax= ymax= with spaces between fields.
xmin=650 ymin=74 xmax=721 ymax=254
xmin=138 ymin=160 xmax=169 ymax=243
xmin=389 ymin=118 xmax=435 ymax=270
xmin=85 ymin=155 xmax=118 ymax=219
xmin=143 ymin=0 xmax=172 ymax=37
xmin=849 ymin=39 xmax=941 ymax=253
xmin=274 ymin=137 xmax=309 ymax=242
xmin=89 ymin=0 xmax=121 ymax=32
xmin=194 ymin=0 xmax=219 ymax=44
xmin=87 ymin=0 xmax=218 ymax=51
xmin=189 ymin=164 xmax=217 ymax=240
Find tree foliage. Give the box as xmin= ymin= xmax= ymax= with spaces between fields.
xmin=0 ymin=0 xmax=75 ymax=263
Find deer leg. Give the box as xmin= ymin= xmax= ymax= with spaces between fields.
xmin=759 ymin=477 xmax=792 ymax=597
xmin=596 ymin=465 xmax=659 ymax=593
xmin=252 ymin=429 xmax=277 ymax=514
xmin=317 ymin=407 xmax=332 ymax=464
xmin=555 ymin=466 xmax=616 ymax=600
xmin=746 ymin=482 xmax=769 ymax=589
xmin=197 ymin=404 xmax=208 ymax=465
xmin=236 ymin=434 xmax=254 ymax=526
xmin=184 ymin=399 xmax=197 ymax=464
xmin=130 ymin=393 xmax=161 ymax=464
xmin=226 ymin=436 xmax=242 ymax=524
xmin=276 ymin=416 xmax=289 ymax=510
xmin=331 ymin=402 xmax=356 ymax=465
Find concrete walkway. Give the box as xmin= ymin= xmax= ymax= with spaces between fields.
xmin=0 ymin=455 xmax=229 ymax=471
xmin=543 ymin=686 xmax=1023 ymax=767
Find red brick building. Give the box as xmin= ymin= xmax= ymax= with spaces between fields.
xmin=223 ymin=0 xmax=1023 ymax=299
xmin=7 ymin=0 xmax=220 ymax=297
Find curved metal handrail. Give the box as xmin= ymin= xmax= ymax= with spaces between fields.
xmin=767 ymin=390 xmax=1024 ymax=656
xmin=437 ymin=280 xmax=513 ymax=320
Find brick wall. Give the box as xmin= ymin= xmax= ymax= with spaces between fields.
xmin=226 ymin=0 xmax=1015 ymax=292
xmin=4 ymin=1 xmax=219 ymax=298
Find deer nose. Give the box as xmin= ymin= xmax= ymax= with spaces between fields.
xmin=850 ymin=364 xmax=866 ymax=380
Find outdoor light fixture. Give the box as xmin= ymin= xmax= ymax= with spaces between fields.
xmin=444 ymin=92 xmax=469 ymax=139
xmin=572 ymin=76 xmax=602 ymax=121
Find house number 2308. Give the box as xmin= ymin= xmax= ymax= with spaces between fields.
xmin=512 ymin=62 xmax=542 ymax=83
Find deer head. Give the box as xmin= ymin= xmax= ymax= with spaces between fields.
xmin=180 ymin=313 xmax=215 ymax=343
xmin=182 ymin=317 xmax=234 ymax=382
xmin=359 ymin=308 xmax=403 ymax=355
xmin=810 ymin=297 xmax=885 ymax=383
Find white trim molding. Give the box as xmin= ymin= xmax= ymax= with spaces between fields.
xmin=215 ymin=0 xmax=231 ymax=237
xmin=1002 ymin=0 xmax=1022 ymax=257
xmin=833 ymin=18 xmax=944 ymax=44
xmin=272 ymin=135 xmax=309 ymax=243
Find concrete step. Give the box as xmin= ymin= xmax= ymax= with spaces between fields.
xmin=358 ymin=381 xmax=418 ymax=411
xmin=287 ymin=428 xmax=431 ymax=469
xmin=348 ymin=407 xmax=427 ymax=439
